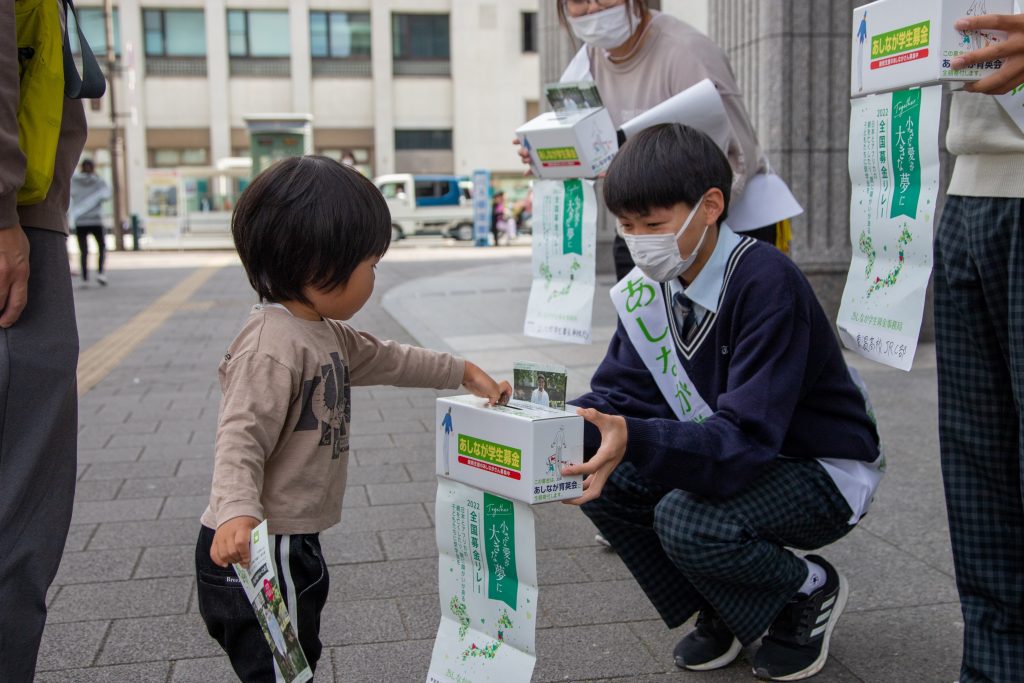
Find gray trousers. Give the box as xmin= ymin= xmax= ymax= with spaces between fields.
xmin=0 ymin=227 xmax=79 ymax=680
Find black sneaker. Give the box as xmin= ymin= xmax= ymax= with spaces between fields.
xmin=674 ymin=608 xmax=742 ymax=671
xmin=753 ymin=555 xmax=848 ymax=681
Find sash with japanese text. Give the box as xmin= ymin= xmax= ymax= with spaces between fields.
xmin=610 ymin=268 xmax=713 ymax=423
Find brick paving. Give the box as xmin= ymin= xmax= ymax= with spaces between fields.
xmin=36 ymin=246 xmax=962 ymax=682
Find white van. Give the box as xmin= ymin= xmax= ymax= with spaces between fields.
xmin=375 ymin=174 xmax=476 ymax=241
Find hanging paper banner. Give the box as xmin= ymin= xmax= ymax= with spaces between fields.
xmin=427 ymin=479 xmax=539 ymax=683
xmin=523 ymin=179 xmax=597 ymax=345
xmin=837 ymin=85 xmax=942 ymax=371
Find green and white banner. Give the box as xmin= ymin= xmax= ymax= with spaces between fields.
xmin=838 ymin=85 xmax=941 ymax=371
xmin=427 ymin=479 xmax=539 ymax=683
xmin=524 ymin=179 xmax=597 ymax=345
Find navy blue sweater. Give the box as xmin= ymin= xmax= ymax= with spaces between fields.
xmin=572 ymin=239 xmax=880 ymax=499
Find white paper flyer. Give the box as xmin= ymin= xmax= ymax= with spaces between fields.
xmin=837 ymin=85 xmax=942 ymax=371
xmin=427 ymin=479 xmax=539 ymax=683
xmin=523 ymin=179 xmax=597 ymax=345
xmin=233 ymin=521 xmax=313 ymax=683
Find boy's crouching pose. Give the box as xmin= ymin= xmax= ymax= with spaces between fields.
xmin=563 ymin=125 xmax=883 ymax=681
xmin=195 ymin=156 xmax=510 ymax=681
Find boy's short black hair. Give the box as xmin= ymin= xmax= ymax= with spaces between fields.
xmin=232 ymin=155 xmax=391 ymax=304
xmin=603 ymin=123 xmax=733 ymax=223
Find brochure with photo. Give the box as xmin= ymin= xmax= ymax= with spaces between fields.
xmin=233 ymin=521 xmax=313 ymax=683
xmin=513 ymin=361 xmax=568 ymax=410
xmin=544 ymin=80 xmax=604 ymax=113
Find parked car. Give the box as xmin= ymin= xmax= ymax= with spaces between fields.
xmin=375 ymin=174 xmax=476 ymax=241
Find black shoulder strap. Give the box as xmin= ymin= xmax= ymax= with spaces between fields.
xmin=62 ymin=0 xmax=107 ymax=99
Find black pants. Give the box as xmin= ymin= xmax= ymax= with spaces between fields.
xmin=75 ymin=223 xmax=105 ymax=280
xmin=195 ymin=525 xmax=330 ymax=682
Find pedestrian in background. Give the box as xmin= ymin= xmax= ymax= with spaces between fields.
xmin=69 ymin=158 xmax=111 ymax=286
xmin=0 ymin=0 xmax=89 ymax=677
xmin=932 ymin=11 xmax=1024 ymax=683
xmin=490 ymin=190 xmax=506 ymax=247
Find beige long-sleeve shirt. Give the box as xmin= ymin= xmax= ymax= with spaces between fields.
xmin=947 ymin=92 xmax=1024 ymax=199
xmin=588 ymin=11 xmax=766 ymax=195
xmin=201 ymin=305 xmax=465 ymax=535
xmin=1 ymin=0 xmax=87 ymax=232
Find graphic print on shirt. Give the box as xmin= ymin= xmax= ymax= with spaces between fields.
xmin=294 ymin=352 xmax=350 ymax=459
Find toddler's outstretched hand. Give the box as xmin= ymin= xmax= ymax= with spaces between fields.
xmin=462 ymin=361 xmax=512 ymax=406
xmin=211 ymin=515 xmax=261 ymax=568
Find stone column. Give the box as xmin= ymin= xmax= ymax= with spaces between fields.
xmin=206 ymin=0 xmax=231 ymax=163
xmin=708 ymin=0 xmax=861 ymax=321
xmin=371 ymin=2 xmax=395 ymax=175
xmin=709 ymin=0 xmax=944 ymax=334
xmin=289 ymin=0 xmax=312 ymax=114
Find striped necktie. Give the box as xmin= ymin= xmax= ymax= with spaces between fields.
xmin=672 ymin=291 xmax=699 ymax=343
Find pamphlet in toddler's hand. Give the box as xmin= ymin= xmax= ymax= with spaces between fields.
xmin=233 ymin=521 xmax=313 ymax=683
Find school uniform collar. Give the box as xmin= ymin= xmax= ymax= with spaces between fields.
xmin=668 ymin=223 xmax=741 ymax=315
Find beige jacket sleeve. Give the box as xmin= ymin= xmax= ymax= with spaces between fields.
xmin=670 ymin=36 xmax=766 ymax=198
xmin=1 ymin=0 xmax=27 ymax=227
xmin=208 ymin=351 xmax=298 ymax=527
xmin=338 ymin=323 xmax=466 ymax=390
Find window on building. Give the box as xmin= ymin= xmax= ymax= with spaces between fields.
xmin=150 ymin=148 xmax=209 ymax=167
xmin=522 ymin=12 xmax=537 ymax=53
xmin=310 ymin=12 xmax=370 ymax=59
xmin=227 ymin=10 xmax=290 ymax=57
xmin=144 ymin=10 xmax=206 ymax=56
xmin=395 ymin=130 xmax=452 ymax=151
xmin=68 ymin=8 xmax=120 ymax=56
xmin=392 ymin=14 xmax=449 ymax=61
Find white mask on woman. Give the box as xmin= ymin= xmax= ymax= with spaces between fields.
xmin=567 ymin=4 xmax=635 ymax=49
xmin=620 ymin=195 xmax=710 ymax=283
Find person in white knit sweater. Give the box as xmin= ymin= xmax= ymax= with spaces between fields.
xmin=934 ymin=10 xmax=1024 ymax=683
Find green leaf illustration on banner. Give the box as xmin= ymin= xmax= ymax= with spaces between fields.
xmin=483 ymin=493 xmax=518 ymax=610
xmin=890 ymin=89 xmax=921 ymax=219
xmin=562 ymin=179 xmax=583 ymax=256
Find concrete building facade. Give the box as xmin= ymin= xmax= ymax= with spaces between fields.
xmin=78 ymin=0 xmax=544 ymax=219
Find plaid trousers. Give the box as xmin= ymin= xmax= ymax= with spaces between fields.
xmin=581 ymin=458 xmax=854 ymax=645
xmin=934 ymin=196 xmax=1024 ymax=683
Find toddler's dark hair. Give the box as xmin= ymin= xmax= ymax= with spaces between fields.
xmin=604 ymin=123 xmax=732 ymax=224
xmin=232 ymin=155 xmax=391 ymax=304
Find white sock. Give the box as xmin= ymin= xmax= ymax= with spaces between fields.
xmin=797 ymin=558 xmax=827 ymax=596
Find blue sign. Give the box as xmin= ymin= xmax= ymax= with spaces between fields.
xmin=472 ymin=169 xmax=492 ymax=247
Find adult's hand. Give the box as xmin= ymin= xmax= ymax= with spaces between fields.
xmin=952 ymin=14 xmax=1024 ymax=94
xmin=561 ymin=407 xmax=628 ymax=506
xmin=512 ymin=138 xmax=534 ymax=177
xmin=0 ymin=224 xmax=30 ymax=328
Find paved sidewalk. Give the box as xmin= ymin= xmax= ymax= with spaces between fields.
xmin=37 ymin=246 xmax=961 ymax=682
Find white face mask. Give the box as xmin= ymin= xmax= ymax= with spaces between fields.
xmin=567 ymin=4 xmax=635 ymax=49
xmin=620 ymin=195 xmax=710 ymax=283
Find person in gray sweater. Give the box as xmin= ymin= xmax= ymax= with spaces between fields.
xmin=934 ymin=10 xmax=1024 ymax=683
xmin=69 ymin=159 xmax=111 ymax=286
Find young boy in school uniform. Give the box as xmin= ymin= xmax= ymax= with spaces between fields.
xmin=563 ymin=124 xmax=884 ymax=681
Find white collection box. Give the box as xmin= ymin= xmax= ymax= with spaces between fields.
xmin=515 ymin=108 xmax=618 ymax=180
xmin=436 ymin=396 xmax=584 ymax=505
xmin=851 ymin=0 xmax=1012 ymax=97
